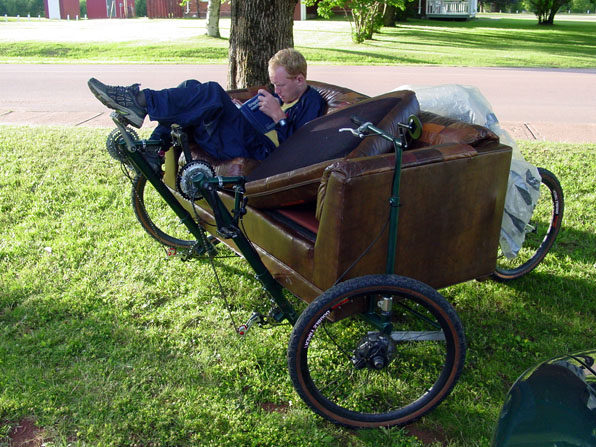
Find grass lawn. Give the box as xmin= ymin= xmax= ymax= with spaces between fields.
xmin=0 ymin=126 xmax=595 ymax=446
xmin=0 ymin=16 xmax=595 ymax=67
xmin=0 ymin=11 xmax=594 ymax=446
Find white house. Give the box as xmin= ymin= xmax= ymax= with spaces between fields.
xmin=421 ymin=0 xmax=477 ymax=18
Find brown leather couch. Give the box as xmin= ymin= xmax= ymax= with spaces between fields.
xmin=162 ymin=81 xmax=512 ymax=304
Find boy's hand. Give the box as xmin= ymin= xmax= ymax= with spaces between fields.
xmin=257 ymin=89 xmax=286 ymax=123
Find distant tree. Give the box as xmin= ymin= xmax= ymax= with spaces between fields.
xmin=528 ymin=0 xmax=569 ymax=23
xmin=569 ymin=0 xmax=595 ymax=11
xmin=0 ymin=0 xmax=43 ymax=16
xmin=206 ymin=0 xmax=221 ymax=38
xmin=306 ymin=0 xmax=413 ymax=43
xmin=135 ymin=0 xmax=146 ymax=17
xmin=178 ymin=0 xmax=221 ymax=37
xmin=228 ymin=0 xmax=296 ymax=89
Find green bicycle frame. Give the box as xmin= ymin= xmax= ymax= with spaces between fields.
xmin=112 ymin=113 xmax=414 ymax=329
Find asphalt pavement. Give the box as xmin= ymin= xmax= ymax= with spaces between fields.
xmin=1 ymin=64 xmax=595 ymax=143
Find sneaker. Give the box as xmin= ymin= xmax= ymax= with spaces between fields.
xmin=88 ymin=78 xmax=147 ymax=128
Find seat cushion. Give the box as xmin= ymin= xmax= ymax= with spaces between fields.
xmin=246 ymin=90 xmax=419 ymax=182
xmin=185 ymin=144 xmax=261 ymax=177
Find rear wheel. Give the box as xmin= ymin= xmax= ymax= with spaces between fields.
xmin=493 ymin=168 xmax=564 ymax=281
xmin=131 ymin=174 xmax=196 ymax=248
xmin=288 ymin=274 xmax=466 ymax=428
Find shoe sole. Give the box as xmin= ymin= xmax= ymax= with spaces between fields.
xmin=88 ymin=79 xmax=145 ymax=128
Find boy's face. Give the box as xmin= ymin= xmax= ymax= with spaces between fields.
xmin=269 ymin=65 xmax=305 ymax=104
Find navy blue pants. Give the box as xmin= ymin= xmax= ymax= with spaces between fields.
xmin=145 ymin=80 xmax=275 ymax=160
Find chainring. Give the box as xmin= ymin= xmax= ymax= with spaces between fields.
xmin=176 ymin=160 xmax=216 ymax=200
xmin=105 ymin=127 xmax=139 ymax=167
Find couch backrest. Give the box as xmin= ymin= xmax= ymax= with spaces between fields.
xmin=308 ymin=80 xmax=370 ymax=114
xmin=228 ymin=80 xmax=369 ymax=116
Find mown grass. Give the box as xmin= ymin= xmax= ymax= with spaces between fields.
xmin=0 ymin=126 xmax=594 ymax=446
xmin=0 ymin=16 xmax=595 ymax=67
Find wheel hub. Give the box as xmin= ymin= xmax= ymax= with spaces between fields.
xmin=352 ymin=332 xmax=397 ymax=370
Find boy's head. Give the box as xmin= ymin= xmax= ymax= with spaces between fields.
xmin=268 ymin=48 xmax=307 ymax=80
xmin=268 ymin=48 xmax=308 ymax=104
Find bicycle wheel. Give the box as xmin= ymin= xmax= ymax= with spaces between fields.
xmin=493 ymin=168 xmax=564 ymax=281
xmin=288 ymin=274 xmax=466 ymax=428
xmin=131 ymin=174 xmax=196 ymax=248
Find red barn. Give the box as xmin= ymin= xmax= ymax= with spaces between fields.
xmin=147 ymin=0 xmax=310 ymax=19
xmin=87 ymin=0 xmax=136 ymax=18
xmin=146 ymin=0 xmax=183 ymax=18
xmin=44 ymin=0 xmax=80 ymax=19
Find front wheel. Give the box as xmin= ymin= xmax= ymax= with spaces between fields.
xmin=288 ymin=274 xmax=466 ymax=428
xmin=131 ymin=174 xmax=196 ymax=248
xmin=493 ymin=168 xmax=564 ymax=281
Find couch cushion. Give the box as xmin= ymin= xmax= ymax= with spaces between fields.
xmin=243 ymin=90 xmax=419 ymax=208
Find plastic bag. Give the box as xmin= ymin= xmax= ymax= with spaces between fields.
xmin=394 ymin=84 xmax=540 ymax=258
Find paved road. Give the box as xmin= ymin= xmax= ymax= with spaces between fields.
xmin=1 ymin=64 xmax=595 ymax=143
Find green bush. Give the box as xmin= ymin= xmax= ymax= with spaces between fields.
xmin=0 ymin=0 xmax=44 ymax=16
xmin=135 ymin=0 xmax=146 ymax=17
xmin=569 ymin=0 xmax=596 ymax=11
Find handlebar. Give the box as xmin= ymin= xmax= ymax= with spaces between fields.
xmin=339 ymin=115 xmax=402 ymax=146
xmin=339 ymin=114 xmax=423 ymax=146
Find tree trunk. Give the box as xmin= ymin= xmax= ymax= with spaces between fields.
xmin=546 ymin=2 xmax=561 ymax=24
xmin=383 ymin=4 xmax=396 ymax=26
xmin=228 ymin=0 xmax=297 ymax=89
xmin=206 ymin=0 xmax=221 ymax=38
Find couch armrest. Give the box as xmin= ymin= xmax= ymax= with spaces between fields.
xmin=414 ymin=111 xmax=499 ymax=148
xmin=245 ymin=159 xmax=337 ymax=208
xmin=316 ymin=143 xmax=479 ymax=220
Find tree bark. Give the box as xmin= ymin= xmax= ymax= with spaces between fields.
xmin=382 ymin=4 xmax=396 ymax=26
xmin=206 ymin=0 xmax=221 ymax=38
xmin=228 ymin=0 xmax=297 ymax=89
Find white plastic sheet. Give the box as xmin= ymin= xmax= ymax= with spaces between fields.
xmin=394 ymin=84 xmax=540 ymax=258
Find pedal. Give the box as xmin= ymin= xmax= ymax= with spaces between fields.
xmin=237 ymin=312 xmax=265 ymax=336
xmin=165 ymin=239 xmax=217 ymax=261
